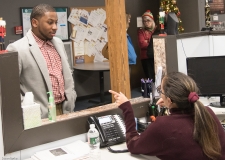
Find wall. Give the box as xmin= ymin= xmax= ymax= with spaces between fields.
xmin=1 ymin=0 xmax=214 ymax=96
xmin=0 ymin=0 xmax=161 ymax=96
xmin=1 ymin=0 xmax=209 ymax=94
xmin=178 ymin=0 xmax=201 ymax=32
xmin=0 ymin=0 xmax=105 ymax=46
xmin=177 ymin=0 xmax=224 ymax=32
xmin=125 ymin=0 xmax=160 ymax=88
xmin=198 ymin=0 xmax=206 ymax=30
xmin=196 ymin=0 xmax=225 ymax=30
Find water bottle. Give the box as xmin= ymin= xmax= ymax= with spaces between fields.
xmin=87 ymin=124 xmax=100 ymax=160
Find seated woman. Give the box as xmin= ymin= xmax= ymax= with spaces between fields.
xmin=109 ymin=72 xmax=225 ymax=160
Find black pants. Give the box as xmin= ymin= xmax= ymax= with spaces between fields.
xmin=141 ymin=58 xmax=155 ymax=82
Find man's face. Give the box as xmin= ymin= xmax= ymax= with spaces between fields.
xmin=32 ymin=12 xmax=58 ymax=40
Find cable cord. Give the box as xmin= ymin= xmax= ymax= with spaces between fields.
xmin=180 ymin=39 xmax=187 ymax=58
xmin=107 ymin=145 xmax=129 ymax=153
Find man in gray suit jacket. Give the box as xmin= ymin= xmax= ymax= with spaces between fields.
xmin=6 ymin=4 xmax=77 ymax=118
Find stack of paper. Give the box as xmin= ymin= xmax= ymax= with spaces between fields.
xmin=32 ymin=140 xmax=90 ymax=160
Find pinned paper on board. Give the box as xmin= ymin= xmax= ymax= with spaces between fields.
xmin=74 ymin=41 xmax=84 ymax=56
xmin=74 ymin=41 xmax=85 ymax=64
xmin=68 ymin=7 xmax=108 ymax=64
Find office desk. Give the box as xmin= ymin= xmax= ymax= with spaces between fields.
xmin=74 ymin=62 xmax=110 ymax=106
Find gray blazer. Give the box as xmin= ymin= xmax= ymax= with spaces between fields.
xmin=6 ymin=29 xmax=77 ymax=118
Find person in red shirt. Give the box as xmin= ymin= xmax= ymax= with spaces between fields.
xmin=137 ymin=10 xmax=156 ymax=81
xmin=109 ymin=72 xmax=225 ymax=160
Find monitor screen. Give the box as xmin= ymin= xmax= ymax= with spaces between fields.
xmin=166 ymin=12 xmax=179 ymax=35
xmin=186 ymin=56 xmax=225 ymax=108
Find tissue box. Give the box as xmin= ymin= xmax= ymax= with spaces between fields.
xmin=22 ymin=102 xmax=42 ymax=130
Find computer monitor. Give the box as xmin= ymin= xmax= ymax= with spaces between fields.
xmin=166 ymin=12 xmax=179 ymax=35
xmin=186 ymin=56 xmax=225 ymax=108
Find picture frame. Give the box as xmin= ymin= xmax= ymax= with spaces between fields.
xmin=20 ymin=7 xmax=70 ymax=41
xmin=63 ymin=41 xmax=74 ymax=69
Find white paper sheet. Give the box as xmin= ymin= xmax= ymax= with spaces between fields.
xmin=95 ymin=39 xmax=106 ymax=52
xmin=74 ymin=41 xmax=85 ymax=56
xmin=70 ymin=25 xmax=88 ymax=42
xmin=97 ymin=8 xmax=106 ymax=25
xmin=88 ymin=10 xmax=101 ymax=27
xmin=94 ymin=52 xmax=107 ymax=62
xmin=100 ymin=24 xmax=108 ymax=42
xmin=84 ymin=40 xmax=92 ymax=57
xmin=33 ymin=140 xmax=90 ymax=160
xmin=68 ymin=8 xmax=80 ymax=26
xmin=79 ymin=9 xmax=89 ymax=25
xmin=137 ymin=17 xmax=143 ymax=28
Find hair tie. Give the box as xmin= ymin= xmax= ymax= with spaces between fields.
xmin=188 ymin=92 xmax=199 ymax=103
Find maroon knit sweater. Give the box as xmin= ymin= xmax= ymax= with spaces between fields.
xmin=119 ymin=101 xmax=225 ymax=160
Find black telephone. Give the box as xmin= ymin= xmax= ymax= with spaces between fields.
xmin=87 ymin=114 xmax=126 ymax=148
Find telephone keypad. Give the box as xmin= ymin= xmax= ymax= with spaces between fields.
xmin=102 ymin=123 xmax=121 ymax=142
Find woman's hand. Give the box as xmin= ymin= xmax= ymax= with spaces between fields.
xmin=109 ymin=90 xmax=128 ymax=106
xmin=156 ymin=98 xmax=166 ymax=107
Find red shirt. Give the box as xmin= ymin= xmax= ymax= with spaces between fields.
xmin=119 ymin=101 xmax=225 ymax=160
xmin=32 ymin=32 xmax=65 ymax=104
xmin=137 ymin=28 xmax=153 ymax=60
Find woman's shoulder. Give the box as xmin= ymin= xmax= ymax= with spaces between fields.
xmin=147 ymin=116 xmax=174 ymax=134
xmin=205 ymin=106 xmax=216 ymax=115
xmin=155 ymin=113 xmax=189 ymax=123
xmin=138 ymin=28 xmax=145 ymax=33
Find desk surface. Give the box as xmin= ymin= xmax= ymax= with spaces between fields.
xmin=100 ymin=143 xmax=159 ymax=160
xmin=199 ymin=97 xmax=225 ymax=117
xmin=74 ymin=62 xmax=110 ymax=71
xmin=26 ymin=142 xmax=159 ymax=160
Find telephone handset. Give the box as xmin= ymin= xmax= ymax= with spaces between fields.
xmin=87 ymin=114 xmax=126 ymax=148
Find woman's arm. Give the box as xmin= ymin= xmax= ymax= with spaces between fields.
xmin=119 ymin=101 xmax=163 ymax=155
xmin=137 ymin=29 xmax=149 ymax=49
xmin=109 ymin=90 xmax=164 ymax=155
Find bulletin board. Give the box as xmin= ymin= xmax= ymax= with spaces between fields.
xmin=68 ymin=7 xmax=108 ymax=65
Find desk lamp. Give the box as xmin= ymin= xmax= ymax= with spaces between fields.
xmin=0 ymin=17 xmax=6 ymax=53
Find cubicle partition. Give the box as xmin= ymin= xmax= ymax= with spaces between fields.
xmin=153 ymin=31 xmax=225 ymax=75
xmin=0 ymin=52 xmax=22 ymax=155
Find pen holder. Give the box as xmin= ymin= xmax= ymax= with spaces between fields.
xmin=141 ymin=81 xmax=152 ymax=98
